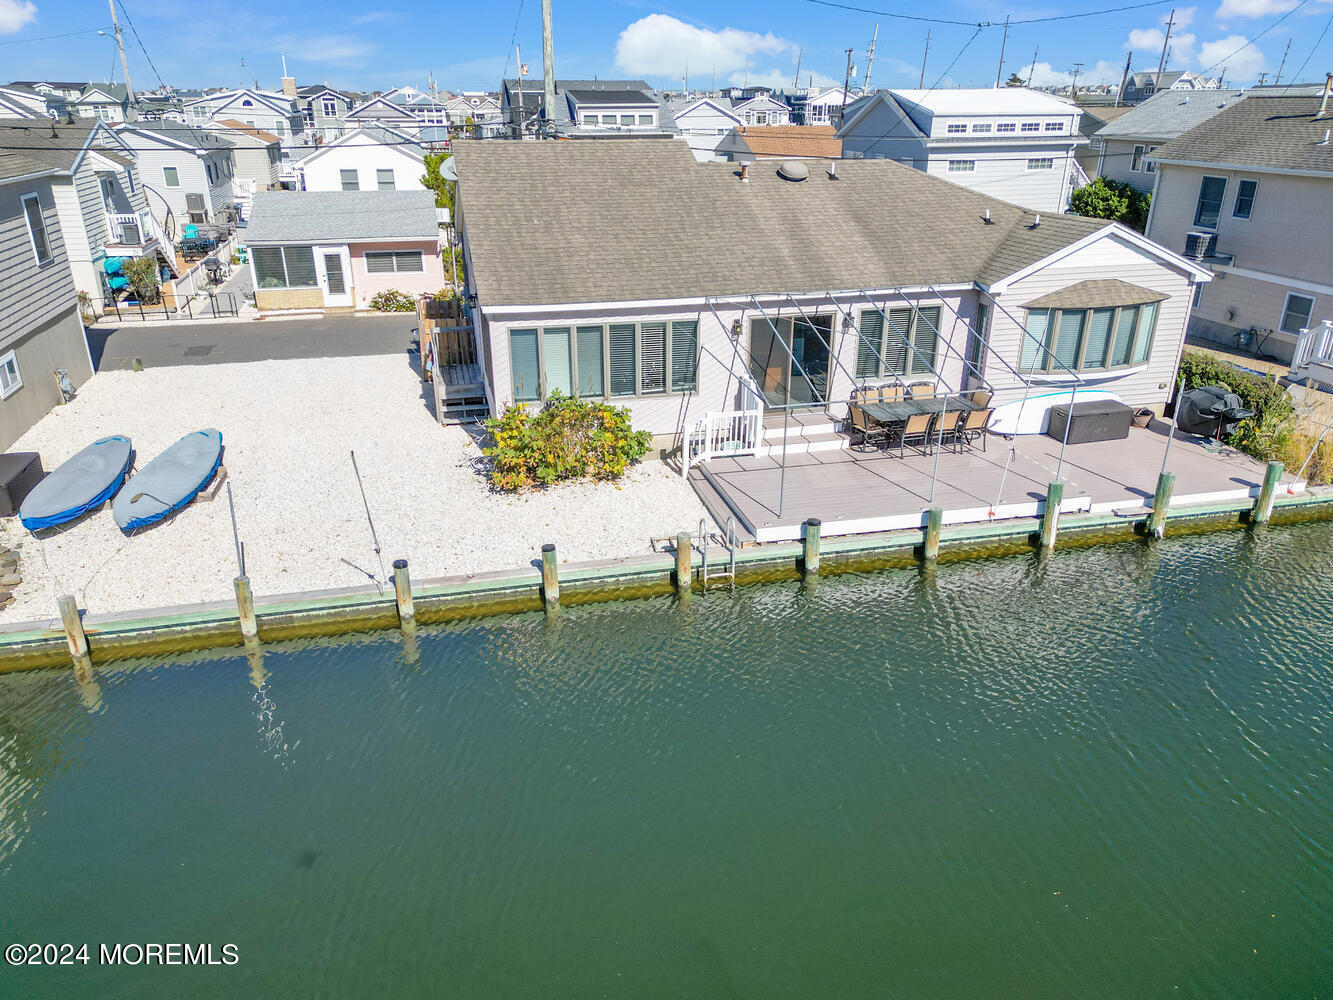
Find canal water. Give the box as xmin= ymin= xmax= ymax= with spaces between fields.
xmin=2 ymin=526 xmax=1331 ymax=998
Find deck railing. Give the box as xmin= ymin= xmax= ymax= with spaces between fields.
xmin=1291 ymin=320 xmax=1333 ymax=375
xmin=106 ymin=210 xmax=169 ymax=252
xmin=682 ymin=374 xmax=763 ymax=477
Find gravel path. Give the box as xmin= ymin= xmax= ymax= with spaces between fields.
xmin=1 ymin=355 xmax=710 ymax=624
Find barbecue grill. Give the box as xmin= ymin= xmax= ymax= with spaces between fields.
xmin=1177 ymin=385 xmax=1255 ymax=439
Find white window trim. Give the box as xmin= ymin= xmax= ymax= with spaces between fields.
xmin=1232 ymin=177 xmax=1259 ymax=220
xmin=1279 ymin=291 xmax=1317 ymax=336
xmin=1026 ymin=157 xmax=1055 ymax=171
xmin=0 ymin=349 xmax=22 ymax=399
xmin=947 ymin=159 xmax=976 ymax=172
xmin=21 ymin=193 xmax=51 ymax=266
xmin=162 ymin=165 xmax=180 ymax=187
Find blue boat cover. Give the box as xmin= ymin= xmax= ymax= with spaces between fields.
xmin=113 ymin=429 xmax=223 ymax=532
xmin=18 ymin=435 xmax=134 ymax=532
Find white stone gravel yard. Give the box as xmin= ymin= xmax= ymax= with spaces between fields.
xmin=0 ymin=354 xmax=710 ymax=624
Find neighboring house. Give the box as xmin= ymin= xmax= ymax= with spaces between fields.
xmin=345 ymin=95 xmax=423 ymax=138
xmin=450 ymin=139 xmax=1209 ymax=442
xmin=208 ymin=120 xmax=283 ymax=196
xmin=1094 ymin=90 xmax=1246 ymax=192
xmin=1121 ymin=71 xmax=1221 ymax=105
xmin=184 ymin=89 xmax=303 ymax=140
xmin=112 ymin=122 xmax=238 ymax=230
xmin=444 ymin=92 xmax=504 ymax=137
xmin=668 ymin=97 xmax=744 ymax=162
xmin=0 ymin=148 xmax=95 ymax=450
xmin=716 ymin=125 xmax=841 ymax=163
xmin=0 ymin=119 xmax=172 ymax=313
xmin=297 ymin=86 xmax=355 ymax=142
xmin=8 ymin=81 xmax=80 ymax=117
xmin=136 ymin=94 xmax=186 ymax=123
xmin=1074 ymin=104 xmax=1133 ymax=180
xmin=0 ymin=85 xmax=48 ymax=119
xmin=500 ymin=79 xmax=674 ymax=139
xmin=564 ymin=86 xmax=669 ymax=135
xmin=245 ymin=190 xmax=443 ymax=312
xmin=733 ymin=94 xmax=792 ymax=126
xmin=73 ymin=83 xmax=131 ymax=123
xmin=788 ymin=86 xmax=855 ymax=125
xmin=294 ymin=125 xmax=425 ymax=192
xmin=1146 ymin=95 xmax=1333 ymax=365
xmin=837 ymin=88 xmax=1086 ymax=213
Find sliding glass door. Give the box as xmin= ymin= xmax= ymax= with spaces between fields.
xmin=749 ymin=315 xmax=832 ymax=410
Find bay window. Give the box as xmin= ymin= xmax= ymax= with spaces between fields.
xmin=508 ymin=320 xmax=698 ymax=402
xmin=1021 ymin=302 xmax=1159 ymax=374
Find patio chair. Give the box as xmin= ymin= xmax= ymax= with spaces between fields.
xmin=877 ymin=383 xmax=905 ymax=401
xmin=957 ymin=407 xmax=994 ymax=452
xmin=935 ymin=409 xmax=968 ymax=453
xmin=898 ymin=411 xmax=936 ymax=458
xmin=906 ymin=381 xmax=936 ymax=398
xmin=848 ymin=405 xmax=890 ymax=451
xmin=849 ymin=387 xmax=868 ymax=406
xmin=969 ymin=389 xmax=993 ymax=409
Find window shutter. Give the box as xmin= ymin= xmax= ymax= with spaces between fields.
xmin=883 ymin=308 xmax=912 ymax=375
xmin=283 ymin=246 xmax=317 ymax=287
xmin=640 ymin=322 xmax=667 ymax=393
xmin=856 ymin=310 xmax=882 ymax=378
xmin=1021 ymin=310 xmax=1049 ymax=372
xmin=1083 ymin=309 xmax=1115 ymax=370
xmin=543 ymin=328 xmax=572 ymax=396
xmin=608 ymin=324 xmax=637 ymax=396
xmin=1133 ymin=302 xmax=1157 ymax=364
xmin=509 ymin=328 xmax=540 ymax=401
xmin=1111 ymin=306 xmax=1138 ymax=367
xmin=670 ymin=321 xmax=698 ymax=391
xmin=911 ymin=307 xmax=940 ymax=375
xmin=576 ymin=326 xmax=605 ymax=397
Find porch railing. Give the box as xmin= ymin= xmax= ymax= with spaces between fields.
xmin=682 ymin=374 xmax=763 ymax=477
xmin=105 ymin=210 xmax=169 ymax=252
xmin=1291 ymin=320 xmax=1333 ymax=375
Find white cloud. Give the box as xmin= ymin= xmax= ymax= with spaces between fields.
xmin=1215 ymin=0 xmax=1300 ymax=17
xmin=614 ymin=14 xmax=793 ymax=76
xmin=1126 ymin=27 xmax=1195 ymax=63
xmin=0 ymin=0 xmax=37 ymax=35
xmin=737 ymin=68 xmax=840 ymax=90
xmin=1196 ymin=35 xmax=1268 ymax=79
xmin=265 ymin=34 xmax=376 ymax=66
xmin=1018 ymin=59 xmax=1127 ymax=88
xmin=1173 ymin=6 xmax=1199 ymax=28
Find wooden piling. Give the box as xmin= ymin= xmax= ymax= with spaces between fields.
xmin=392 ymin=558 xmax=415 ymax=625
xmin=923 ymin=508 xmax=943 ymax=562
xmin=1252 ymin=460 xmax=1283 ymax=525
xmin=1147 ymin=471 xmax=1176 ymax=539
xmin=802 ymin=518 xmax=823 ymax=576
xmin=674 ymin=531 xmax=692 ymax=594
xmin=57 ymin=594 xmax=91 ymax=669
xmin=234 ymin=575 xmax=258 ymax=642
xmin=1039 ymin=481 xmax=1064 ymax=552
xmin=541 ymin=543 xmax=560 ymax=610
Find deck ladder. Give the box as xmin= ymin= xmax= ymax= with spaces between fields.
xmin=698 ymin=516 xmax=738 ymax=591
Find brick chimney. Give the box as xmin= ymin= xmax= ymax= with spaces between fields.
xmin=282 ymin=76 xmax=297 ymax=99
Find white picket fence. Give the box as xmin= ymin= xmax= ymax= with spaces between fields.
xmin=681 ymin=375 xmax=764 ymax=477
xmin=1292 ymin=320 xmax=1333 ymax=374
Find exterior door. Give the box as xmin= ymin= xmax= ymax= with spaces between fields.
xmin=315 ymin=245 xmax=353 ymax=307
xmin=748 ymin=316 xmax=832 ymax=410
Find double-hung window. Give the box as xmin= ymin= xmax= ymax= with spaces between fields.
xmin=1043 ymin=121 xmax=1063 ymax=132
xmin=1131 ymin=145 xmax=1145 ymax=171
xmin=1233 ymin=178 xmax=1258 ymax=219
xmin=340 ymin=169 xmax=359 ymax=191
xmin=365 ymin=250 xmax=424 ymax=273
xmin=376 ymin=168 xmax=395 ymax=190
xmin=1279 ymin=292 xmax=1316 ymax=336
xmin=1020 ymin=303 xmax=1158 ymax=373
xmin=972 ymin=123 xmax=992 ymax=133
xmin=508 ymin=320 xmax=699 ymax=401
xmin=855 ymin=306 xmax=942 ymax=378
xmin=1193 ymin=175 xmax=1227 ymax=229
xmin=1026 ymin=158 xmax=1054 ymax=171
xmin=251 ymin=245 xmax=317 ymax=288
xmin=0 ymin=350 xmax=21 ymax=399
xmin=162 ymin=165 xmax=180 ymax=187
xmin=21 ymin=193 xmax=51 ymax=265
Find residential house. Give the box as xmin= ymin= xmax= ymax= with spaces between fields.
xmin=0 ymin=85 xmax=49 ymax=119
xmin=450 ymin=140 xmax=1209 ymax=451
xmin=1094 ymin=90 xmax=1246 ymax=192
xmin=73 ymin=83 xmax=132 ymax=123
xmin=297 ymin=86 xmax=355 ymax=142
xmin=1146 ymin=94 xmax=1333 ymax=365
xmin=345 ymin=95 xmax=424 ymax=138
xmin=1120 ymin=71 xmax=1221 ymax=105
xmin=0 ymin=119 xmax=173 ymax=314
xmin=733 ymin=94 xmax=792 ymax=127
xmin=136 ymin=93 xmax=186 ymax=123
xmin=1074 ymin=104 xmax=1133 ymax=181
xmin=184 ymin=89 xmax=303 ymax=140
xmin=444 ymin=92 xmax=504 ymax=137
xmin=207 ymin=120 xmax=283 ymax=210
xmin=715 ymin=125 xmax=842 ymax=163
xmin=245 ymin=190 xmax=443 ymax=312
xmin=668 ymin=97 xmax=744 ymax=162
xmin=837 ymin=88 xmax=1086 ymax=213
xmin=500 ymin=79 xmax=674 ymax=139
xmin=787 ymin=86 xmax=856 ymax=126
xmin=7 ymin=81 xmax=81 ymax=118
xmin=112 ymin=122 xmax=238 ymax=230
xmin=293 ymin=125 xmax=425 ymax=192
xmin=0 ymin=145 xmax=95 ymax=450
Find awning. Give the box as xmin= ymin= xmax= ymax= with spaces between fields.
xmin=1022 ymin=278 xmax=1169 ymax=311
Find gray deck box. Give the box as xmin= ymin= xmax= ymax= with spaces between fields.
xmin=1046 ymin=400 xmax=1134 ymax=444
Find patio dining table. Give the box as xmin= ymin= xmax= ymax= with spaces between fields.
xmin=860 ymin=396 xmax=981 ymax=424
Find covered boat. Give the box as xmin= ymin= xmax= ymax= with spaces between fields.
xmin=18 ymin=435 xmax=133 ymax=532
xmin=112 ymin=429 xmax=223 ymax=532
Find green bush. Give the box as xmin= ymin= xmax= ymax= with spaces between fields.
xmin=483 ymin=391 xmax=653 ymax=492
xmin=1068 ymin=176 xmax=1152 ymax=232
xmin=122 ymin=254 xmax=161 ymax=304
xmin=1176 ymin=349 xmax=1295 ymax=462
xmin=369 ymin=289 xmax=416 ymax=312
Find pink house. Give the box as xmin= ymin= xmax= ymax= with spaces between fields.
xmin=246 ymin=190 xmax=444 ymax=312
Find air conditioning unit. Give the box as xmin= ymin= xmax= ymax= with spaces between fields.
xmin=1184 ymin=231 xmax=1217 ymax=259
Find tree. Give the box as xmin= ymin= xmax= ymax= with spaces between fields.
xmin=1068 ymin=175 xmax=1152 ymax=232
xmin=1005 ymin=72 xmax=1025 ymax=87
xmin=420 ymin=152 xmax=455 ymax=214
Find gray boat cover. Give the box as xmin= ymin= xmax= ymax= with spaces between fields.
xmin=112 ymin=428 xmax=223 ymax=531
xmin=18 ymin=435 xmax=133 ymax=531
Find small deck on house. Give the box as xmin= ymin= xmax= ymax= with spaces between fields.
xmin=688 ymin=419 xmax=1281 ymax=543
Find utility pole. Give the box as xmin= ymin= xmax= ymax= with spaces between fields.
xmin=1274 ymin=39 xmax=1291 ymax=86
xmin=994 ymin=15 xmax=1010 ymax=88
xmin=108 ymin=0 xmax=135 ymax=107
xmin=794 ymin=49 xmax=802 ymax=89
xmin=1026 ymin=46 xmax=1038 ymax=87
xmin=514 ymin=45 xmax=525 ymax=140
xmin=1155 ymin=8 xmax=1175 ymax=92
xmin=919 ymin=31 xmax=931 ymax=89
xmin=863 ymin=23 xmax=878 ymax=92
xmin=842 ymin=47 xmax=854 ymax=101
xmin=1115 ymin=51 xmax=1132 ymax=106
xmin=541 ymin=0 xmax=556 ymax=140
xmin=1256 ymin=72 xmax=1268 ymax=86
xmin=1217 ymin=68 xmax=1226 ymax=89
xmin=1070 ymin=62 xmax=1083 ymax=101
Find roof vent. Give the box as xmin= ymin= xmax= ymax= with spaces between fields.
xmin=777 ymin=159 xmax=809 ymax=182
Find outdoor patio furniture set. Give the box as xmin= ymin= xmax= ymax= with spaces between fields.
xmin=847 ymin=385 xmax=996 ymax=458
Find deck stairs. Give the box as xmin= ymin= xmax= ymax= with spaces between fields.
xmin=1290 ymin=321 xmax=1333 ymax=388
xmin=756 ymin=411 xmax=849 ymax=459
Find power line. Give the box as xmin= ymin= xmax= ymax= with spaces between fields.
xmin=803 ymin=0 xmax=1175 ymax=27
xmin=115 ymin=0 xmax=167 ymax=91
xmin=1198 ymin=0 xmax=1310 ymax=74
xmin=1280 ymin=14 xmax=1332 ymax=93
xmin=0 ymin=25 xmax=114 ymax=45
xmin=500 ymin=0 xmax=528 ymax=89
xmin=929 ymin=27 xmax=984 ymax=92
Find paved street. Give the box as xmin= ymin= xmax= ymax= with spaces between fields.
xmin=88 ymin=314 xmax=420 ymax=370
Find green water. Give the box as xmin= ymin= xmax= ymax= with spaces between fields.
xmin=2 ymin=527 xmax=1332 ymax=998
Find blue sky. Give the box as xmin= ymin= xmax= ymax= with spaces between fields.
xmin=1 ymin=0 xmax=1328 ymax=94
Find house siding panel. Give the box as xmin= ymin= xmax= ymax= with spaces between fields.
xmin=0 ymin=181 xmax=76 ymax=344
xmin=0 ymin=306 xmax=91 ymax=451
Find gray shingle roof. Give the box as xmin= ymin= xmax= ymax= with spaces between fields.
xmin=1150 ymin=95 xmax=1333 ymax=174
xmin=245 ymin=191 xmax=439 ymax=244
xmin=1023 ymin=278 xmax=1168 ymax=310
xmin=0 ymin=119 xmax=98 ymax=175
xmin=1096 ymin=89 xmax=1246 ymax=142
xmin=565 ymin=89 xmax=658 ymax=106
xmin=451 ymin=139 xmax=1111 ymax=306
xmin=118 ymin=121 xmax=235 ymax=150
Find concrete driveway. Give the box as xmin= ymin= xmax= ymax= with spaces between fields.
xmin=88 ymin=314 xmax=420 ymax=370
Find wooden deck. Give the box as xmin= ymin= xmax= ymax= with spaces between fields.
xmin=689 ymin=421 xmax=1283 ymax=543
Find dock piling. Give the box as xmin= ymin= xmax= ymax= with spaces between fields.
xmin=392 ymin=558 xmax=415 ymax=625
xmin=541 ymin=543 xmax=560 ymax=611
xmin=674 ymin=531 xmax=692 ymax=594
xmin=923 ymin=508 xmax=943 ymax=562
xmin=1039 ymin=481 xmax=1064 ymax=552
xmin=1253 ymin=461 xmax=1284 ymax=525
xmin=802 ymin=518 xmax=822 ymax=576
xmin=234 ymin=575 xmax=258 ymax=642
xmin=1148 ymin=472 xmax=1176 ymax=539
xmin=57 ymin=594 xmax=92 ymax=670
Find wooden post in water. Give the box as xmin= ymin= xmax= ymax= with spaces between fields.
xmin=234 ymin=575 xmax=257 ymax=642
xmin=392 ymin=559 xmax=415 ymax=625
xmin=1252 ymin=460 xmax=1283 ymax=525
xmin=1039 ymin=481 xmax=1064 ymax=552
xmin=674 ymin=531 xmax=692 ymax=594
xmin=802 ymin=518 xmax=822 ymax=576
xmin=1147 ymin=471 xmax=1175 ymax=539
xmin=57 ymin=594 xmax=91 ymax=670
xmin=923 ymin=508 xmax=943 ymax=562
xmin=541 ymin=543 xmax=560 ymax=611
